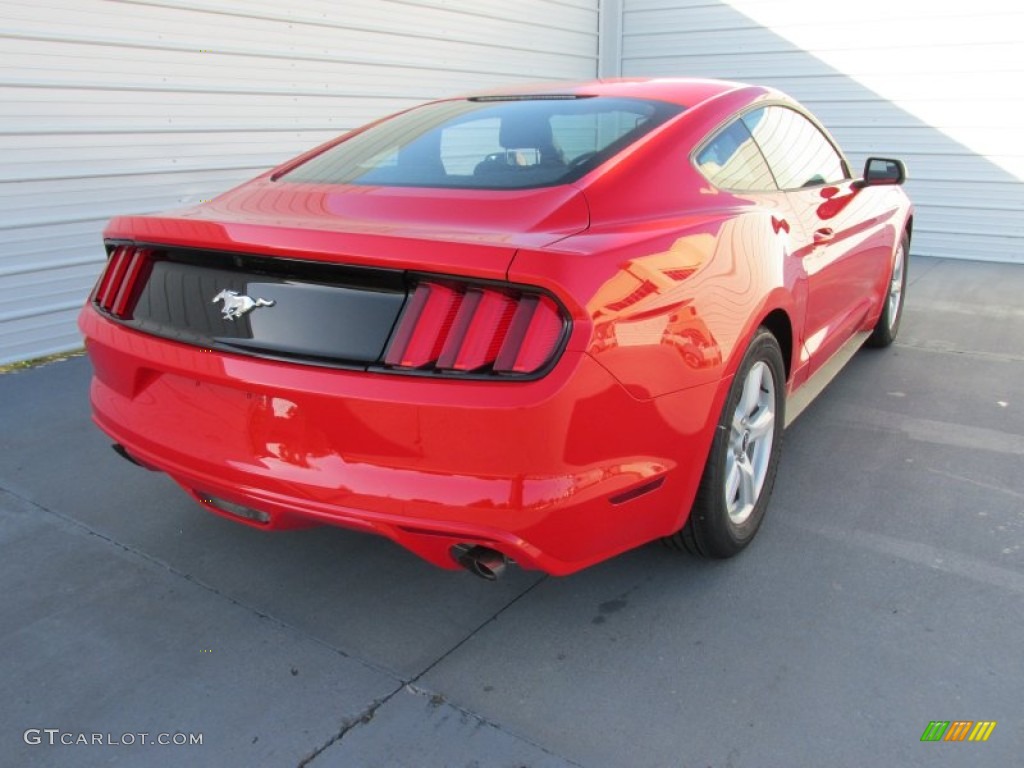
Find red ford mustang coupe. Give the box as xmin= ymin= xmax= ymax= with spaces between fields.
xmin=79 ymin=78 xmax=912 ymax=578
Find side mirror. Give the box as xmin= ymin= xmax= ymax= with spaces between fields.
xmin=853 ymin=157 xmax=907 ymax=188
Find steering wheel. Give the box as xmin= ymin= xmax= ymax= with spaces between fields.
xmin=568 ymin=151 xmax=598 ymax=169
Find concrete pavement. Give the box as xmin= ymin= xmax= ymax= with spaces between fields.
xmin=1 ymin=256 xmax=1021 ymax=767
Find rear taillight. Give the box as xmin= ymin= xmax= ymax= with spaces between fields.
xmin=92 ymin=245 xmax=152 ymax=319
xmin=384 ymin=281 xmax=567 ymax=376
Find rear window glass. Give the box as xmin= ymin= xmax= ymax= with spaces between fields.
xmin=281 ymin=96 xmax=683 ymax=190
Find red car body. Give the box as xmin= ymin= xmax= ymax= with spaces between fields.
xmin=79 ymin=78 xmax=913 ymax=576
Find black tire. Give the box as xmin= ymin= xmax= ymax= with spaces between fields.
xmin=665 ymin=328 xmax=786 ymax=558
xmin=866 ymin=231 xmax=910 ymax=348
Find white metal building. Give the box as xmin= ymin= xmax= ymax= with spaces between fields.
xmin=617 ymin=0 xmax=1024 ymax=266
xmin=2 ymin=0 xmax=1021 ymax=364
xmin=0 ymin=0 xmax=600 ymax=364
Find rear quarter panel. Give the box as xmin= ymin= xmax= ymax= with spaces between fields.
xmin=510 ymin=91 xmax=804 ymax=400
xmin=512 ymin=206 xmax=798 ymax=400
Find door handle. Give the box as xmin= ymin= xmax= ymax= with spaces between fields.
xmin=813 ymin=227 xmax=834 ymax=245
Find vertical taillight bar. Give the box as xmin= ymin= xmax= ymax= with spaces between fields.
xmin=496 ymin=295 xmax=564 ymax=373
xmin=384 ymin=280 xmax=567 ymax=377
xmin=385 ymin=283 xmax=461 ymax=368
xmin=110 ymin=248 xmax=148 ymax=317
xmin=94 ymin=247 xmax=130 ymax=308
xmin=93 ymin=245 xmax=151 ymax=319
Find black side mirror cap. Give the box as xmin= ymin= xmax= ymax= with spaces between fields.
xmin=853 ymin=157 xmax=907 ymax=188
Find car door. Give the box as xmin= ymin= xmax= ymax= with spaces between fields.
xmin=743 ymin=106 xmax=889 ymax=376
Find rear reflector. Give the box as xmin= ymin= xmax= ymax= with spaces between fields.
xmin=92 ymin=245 xmax=152 ymax=319
xmin=385 ymin=281 xmax=567 ymax=376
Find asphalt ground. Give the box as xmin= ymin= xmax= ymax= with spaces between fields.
xmin=1 ymin=256 xmax=1021 ymax=767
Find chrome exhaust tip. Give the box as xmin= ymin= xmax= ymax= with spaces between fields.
xmin=111 ymin=443 xmax=155 ymax=470
xmin=198 ymin=492 xmax=272 ymax=525
xmin=452 ymin=545 xmax=508 ymax=581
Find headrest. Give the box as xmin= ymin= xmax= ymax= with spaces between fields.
xmin=499 ymin=114 xmax=554 ymax=150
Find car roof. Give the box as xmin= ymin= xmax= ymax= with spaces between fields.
xmin=458 ymin=77 xmax=756 ymax=108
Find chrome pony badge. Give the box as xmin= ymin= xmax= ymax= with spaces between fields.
xmin=212 ymin=289 xmax=275 ymax=321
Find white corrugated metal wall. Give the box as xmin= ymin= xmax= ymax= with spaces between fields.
xmin=0 ymin=0 xmax=599 ymax=364
xmin=619 ymin=0 xmax=1024 ymax=265
xmin=4 ymin=1 xmax=1021 ymax=364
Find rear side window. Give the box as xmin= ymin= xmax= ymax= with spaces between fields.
xmin=282 ymin=97 xmax=683 ymax=190
xmin=742 ymin=106 xmax=847 ymax=189
xmin=695 ymin=119 xmax=776 ymax=191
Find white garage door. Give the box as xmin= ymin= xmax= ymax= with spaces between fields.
xmin=0 ymin=0 xmax=598 ymax=364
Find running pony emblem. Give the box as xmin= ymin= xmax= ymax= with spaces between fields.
xmin=212 ymin=289 xmax=275 ymax=320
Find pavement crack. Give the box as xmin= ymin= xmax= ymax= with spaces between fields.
xmin=0 ymin=484 xmax=398 ymax=679
xmin=3 ymin=483 xmax=556 ymax=764
xmin=298 ymin=576 xmax=550 ymax=764
xmin=408 ymin=574 xmax=548 ymax=686
xmin=297 ymin=684 xmax=403 ymax=768
xmin=895 ymin=339 xmax=1024 ymax=363
xmin=403 ymin=684 xmax=587 ymax=768
xmin=925 ymin=466 xmax=1024 ymax=500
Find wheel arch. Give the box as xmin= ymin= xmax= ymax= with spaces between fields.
xmin=759 ymin=308 xmax=793 ymax=382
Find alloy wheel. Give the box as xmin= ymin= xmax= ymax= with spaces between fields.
xmin=725 ymin=361 xmax=776 ymax=524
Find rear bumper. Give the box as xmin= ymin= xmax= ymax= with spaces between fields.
xmin=80 ymin=306 xmax=720 ymax=575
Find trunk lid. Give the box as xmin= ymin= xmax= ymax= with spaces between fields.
xmin=97 ymin=180 xmax=588 ymax=369
xmin=105 ymin=179 xmax=590 ymax=279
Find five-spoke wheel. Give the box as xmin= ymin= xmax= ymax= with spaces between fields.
xmin=665 ymin=328 xmax=786 ymax=558
xmin=725 ymin=361 xmax=777 ymax=526
xmin=868 ymin=231 xmax=910 ymax=347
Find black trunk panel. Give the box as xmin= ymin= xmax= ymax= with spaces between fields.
xmin=120 ymin=246 xmax=407 ymax=367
